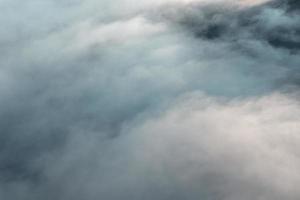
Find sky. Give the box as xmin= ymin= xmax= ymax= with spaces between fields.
xmin=0 ymin=0 xmax=300 ymax=199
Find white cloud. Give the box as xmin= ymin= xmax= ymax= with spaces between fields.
xmin=0 ymin=0 xmax=299 ymax=199
xmin=36 ymin=92 xmax=300 ymax=200
xmin=70 ymin=16 xmax=166 ymax=51
xmin=124 ymin=92 xmax=300 ymax=199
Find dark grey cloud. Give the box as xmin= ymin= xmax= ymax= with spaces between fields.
xmin=162 ymin=0 xmax=300 ymax=89
xmin=0 ymin=0 xmax=300 ymax=199
xmin=171 ymin=0 xmax=300 ymax=50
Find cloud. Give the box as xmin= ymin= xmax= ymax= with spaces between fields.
xmin=2 ymin=92 xmax=300 ymax=200
xmin=125 ymin=92 xmax=300 ymax=200
xmin=159 ymin=0 xmax=300 ymax=89
xmin=0 ymin=0 xmax=299 ymax=199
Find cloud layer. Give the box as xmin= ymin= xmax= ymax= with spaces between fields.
xmin=0 ymin=0 xmax=299 ymax=199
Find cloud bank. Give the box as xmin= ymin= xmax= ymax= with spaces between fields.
xmin=0 ymin=0 xmax=299 ymax=199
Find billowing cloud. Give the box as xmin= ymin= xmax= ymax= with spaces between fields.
xmin=0 ymin=0 xmax=299 ymax=199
